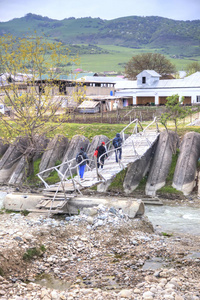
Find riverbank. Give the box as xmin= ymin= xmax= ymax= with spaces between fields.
xmin=0 ymin=195 xmax=200 ymax=300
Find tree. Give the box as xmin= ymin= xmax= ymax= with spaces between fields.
xmin=186 ymin=61 xmax=200 ymax=76
xmin=125 ymin=53 xmax=176 ymax=79
xmin=160 ymin=94 xmax=190 ymax=133
xmin=0 ymin=34 xmax=76 ymax=177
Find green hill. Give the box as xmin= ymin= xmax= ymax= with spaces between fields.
xmin=1 ymin=14 xmax=200 ymax=72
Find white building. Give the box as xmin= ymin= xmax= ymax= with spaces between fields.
xmin=115 ymin=70 xmax=200 ymax=106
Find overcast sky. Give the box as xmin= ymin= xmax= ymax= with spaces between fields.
xmin=0 ymin=0 xmax=199 ymax=22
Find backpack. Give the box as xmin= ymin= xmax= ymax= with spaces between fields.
xmin=76 ymin=154 xmax=83 ymax=164
xmin=117 ymin=139 xmax=122 ymax=148
xmin=113 ymin=138 xmax=122 ymax=148
xmin=113 ymin=138 xmax=118 ymax=148
xmin=94 ymin=149 xmax=98 ymax=157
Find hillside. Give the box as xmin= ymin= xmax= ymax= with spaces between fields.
xmin=0 ymin=13 xmax=200 ymax=59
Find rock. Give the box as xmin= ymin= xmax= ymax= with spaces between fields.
xmin=143 ymin=291 xmax=154 ymax=299
xmin=87 ymin=135 xmax=110 ymax=169
xmin=0 ymin=139 xmax=9 ymax=157
xmin=173 ymin=131 xmax=200 ymax=195
xmin=133 ymin=288 xmax=141 ymax=294
xmin=0 ymin=137 xmax=27 ymax=184
xmin=59 ymin=134 xmax=90 ymax=177
xmin=118 ymin=289 xmax=133 ymax=298
xmin=39 ymin=134 xmax=69 ymax=178
xmin=175 ymin=295 xmax=185 ymax=300
xmin=87 ymin=217 xmax=94 ymax=224
xmin=0 ymin=290 xmax=6 ymax=296
xmin=123 ymin=141 xmax=157 ymax=194
xmin=146 ymin=130 xmax=179 ymax=196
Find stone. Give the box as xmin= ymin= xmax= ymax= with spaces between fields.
xmin=87 ymin=135 xmax=110 ymax=169
xmin=123 ymin=141 xmax=157 ymax=194
xmin=133 ymin=288 xmax=141 ymax=294
xmin=146 ymin=130 xmax=179 ymax=196
xmin=87 ymin=217 xmax=94 ymax=224
xmin=39 ymin=134 xmax=69 ymax=178
xmin=143 ymin=291 xmax=154 ymax=299
xmin=118 ymin=289 xmax=133 ymax=298
xmin=59 ymin=134 xmax=90 ymax=177
xmin=173 ymin=131 xmax=200 ymax=195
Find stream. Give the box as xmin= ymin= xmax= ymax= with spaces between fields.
xmin=145 ymin=204 xmax=200 ymax=236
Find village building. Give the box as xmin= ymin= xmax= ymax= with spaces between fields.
xmin=2 ymin=70 xmax=200 ymax=113
xmin=115 ymin=70 xmax=200 ymax=106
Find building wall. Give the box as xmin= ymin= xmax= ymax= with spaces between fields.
xmin=115 ymin=87 xmax=200 ymax=106
xmin=65 ymin=86 xmax=115 ymax=97
xmin=137 ymin=71 xmax=160 ymax=87
xmin=136 ymin=96 xmax=155 ymax=105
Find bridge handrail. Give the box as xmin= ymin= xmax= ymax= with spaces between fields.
xmin=97 ymin=117 xmax=158 ymax=166
xmin=143 ymin=117 xmax=159 ymax=134
xmin=37 ymin=157 xmax=93 ymax=188
xmin=37 ymin=117 xmax=159 ymax=187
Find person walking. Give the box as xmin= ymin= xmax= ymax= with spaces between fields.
xmin=76 ymin=147 xmax=88 ymax=180
xmin=97 ymin=141 xmax=108 ymax=169
xmin=112 ymin=133 xmax=122 ymax=163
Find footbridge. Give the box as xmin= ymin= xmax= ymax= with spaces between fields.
xmin=36 ymin=118 xmax=160 ymax=214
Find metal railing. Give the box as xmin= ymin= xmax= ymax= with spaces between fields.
xmin=37 ymin=117 xmax=159 ymax=188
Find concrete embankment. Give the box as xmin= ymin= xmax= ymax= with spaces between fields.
xmin=3 ymin=193 xmax=144 ymax=219
xmin=173 ymin=131 xmax=200 ymax=195
xmin=145 ymin=131 xmax=179 ymax=196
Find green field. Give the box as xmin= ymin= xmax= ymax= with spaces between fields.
xmin=69 ymin=45 xmax=200 ymax=73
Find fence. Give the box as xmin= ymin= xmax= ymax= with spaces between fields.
xmin=64 ymin=105 xmax=200 ymax=125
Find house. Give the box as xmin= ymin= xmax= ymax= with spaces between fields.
xmin=115 ymin=70 xmax=200 ymax=106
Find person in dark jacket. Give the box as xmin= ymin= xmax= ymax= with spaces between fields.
xmin=76 ymin=147 xmax=88 ymax=179
xmin=97 ymin=141 xmax=108 ymax=168
xmin=112 ymin=133 xmax=122 ymax=162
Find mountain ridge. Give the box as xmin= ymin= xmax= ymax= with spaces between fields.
xmin=0 ymin=13 xmax=200 ymax=58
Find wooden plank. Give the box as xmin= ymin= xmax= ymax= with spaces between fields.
xmin=28 ymin=208 xmax=63 ymax=214
xmin=44 ymin=201 xmax=67 ymax=209
xmin=42 ymin=192 xmax=76 ymax=198
xmin=36 ymin=200 xmax=51 ymax=208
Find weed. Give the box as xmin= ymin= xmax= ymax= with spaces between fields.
xmin=0 ymin=267 xmax=4 ymax=276
xmin=23 ymin=245 xmax=46 ymax=261
xmin=21 ymin=210 xmax=30 ymax=216
xmin=161 ymin=232 xmax=173 ymax=237
xmin=158 ymin=150 xmax=183 ymax=195
xmin=135 ymin=175 xmax=148 ymax=191
xmin=108 ymin=169 xmax=127 ymax=192
xmin=5 ymin=209 xmax=20 ymax=214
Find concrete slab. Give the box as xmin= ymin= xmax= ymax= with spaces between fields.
xmin=4 ymin=193 xmax=43 ymax=211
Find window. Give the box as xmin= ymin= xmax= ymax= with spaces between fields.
xmin=196 ymin=96 xmax=200 ymax=102
xmin=142 ymin=77 xmax=146 ymax=84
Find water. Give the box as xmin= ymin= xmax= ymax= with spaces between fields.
xmin=145 ymin=204 xmax=200 ymax=236
xmin=142 ymin=256 xmax=170 ymax=270
xmin=34 ymin=273 xmax=71 ymax=291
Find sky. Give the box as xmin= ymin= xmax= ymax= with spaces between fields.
xmin=0 ymin=0 xmax=199 ymax=22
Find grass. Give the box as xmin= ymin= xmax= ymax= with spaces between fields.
xmin=107 ymin=169 xmax=127 ymax=192
xmin=23 ymin=245 xmax=46 ymax=261
xmin=135 ymin=175 xmax=148 ymax=191
xmin=157 ymin=149 xmax=183 ymax=195
xmin=161 ymin=232 xmax=173 ymax=237
xmin=58 ymin=122 xmax=133 ymax=141
xmin=74 ymin=44 xmax=199 ymax=73
xmin=45 ymin=160 xmax=62 ymax=185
